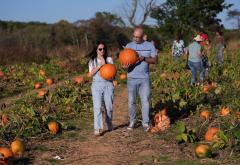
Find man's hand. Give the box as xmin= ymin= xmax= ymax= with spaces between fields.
xmin=138 ymin=56 xmax=145 ymax=62
xmin=122 ymin=64 xmax=131 ymax=69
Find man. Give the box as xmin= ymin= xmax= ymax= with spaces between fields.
xmin=122 ymin=26 xmax=158 ymax=132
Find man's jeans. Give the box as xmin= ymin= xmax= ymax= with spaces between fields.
xmin=127 ymin=78 xmax=150 ymax=125
xmin=91 ymin=81 xmax=114 ymax=131
xmin=188 ymin=61 xmax=204 ymax=84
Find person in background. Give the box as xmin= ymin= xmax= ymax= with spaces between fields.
xmin=186 ymin=34 xmax=204 ymax=85
xmin=214 ymin=30 xmax=225 ymax=64
xmin=172 ymin=34 xmax=185 ymax=59
xmin=199 ymin=33 xmax=212 ymax=80
xmin=88 ymin=41 xmax=114 ymax=136
xmin=122 ymin=26 xmax=158 ymax=132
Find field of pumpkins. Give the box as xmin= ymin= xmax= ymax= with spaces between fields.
xmin=0 ymin=48 xmax=239 ymax=163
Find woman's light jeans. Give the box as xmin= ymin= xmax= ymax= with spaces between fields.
xmin=91 ymin=81 xmax=114 ymax=131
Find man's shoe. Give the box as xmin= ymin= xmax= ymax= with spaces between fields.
xmin=127 ymin=121 xmax=135 ymax=130
xmin=143 ymin=124 xmax=150 ymax=132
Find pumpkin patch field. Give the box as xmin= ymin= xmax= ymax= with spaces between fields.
xmin=0 ymin=49 xmax=240 ymax=164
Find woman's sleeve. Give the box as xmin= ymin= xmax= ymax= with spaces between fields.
xmin=89 ymin=60 xmax=94 ymax=73
xmin=107 ymin=57 xmax=113 ymax=64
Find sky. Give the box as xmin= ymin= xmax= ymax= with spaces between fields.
xmin=0 ymin=0 xmax=239 ymax=29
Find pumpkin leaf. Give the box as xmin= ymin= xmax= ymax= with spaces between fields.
xmin=181 ymin=133 xmax=188 ymax=142
xmin=177 ymin=122 xmax=186 ymax=133
xmin=176 ymin=134 xmax=183 ymax=142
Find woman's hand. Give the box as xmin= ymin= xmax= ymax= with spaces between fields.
xmin=98 ymin=56 xmax=106 ymax=66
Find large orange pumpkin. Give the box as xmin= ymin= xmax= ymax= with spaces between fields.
xmin=48 ymin=121 xmax=59 ymax=134
xmin=11 ymin=139 xmax=25 ymax=155
xmin=100 ymin=64 xmax=117 ymax=80
xmin=205 ymin=127 xmax=218 ymax=141
xmin=0 ymin=147 xmax=13 ymax=158
xmin=119 ymin=48 xmax=138 ymax=66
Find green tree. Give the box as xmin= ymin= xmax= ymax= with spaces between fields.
xmin=150 ymin=0 xmax=232 ymax=45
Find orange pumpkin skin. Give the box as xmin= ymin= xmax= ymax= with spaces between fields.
xmin=119 ymin=73 xmax=127 ymax=80
xmin=203 ymin=85 xmax=209 ymax=94
xmin=0 ymin=70 xmax=4 ymax=78
xmin=200 ymin=110 xmax=210 ymax=120
xmin=38 ymin=89 xmax=47 ymax=98
xmin=46 ymin=78 xmax=53 ymax=86
xmin=220 ymin=107 xmax=231 ymax=116
xmin=0 ymin=147 xmax=13 ymax=158
xmin=205 ymin=127 xmax=218 ymax=141
xmin=100 ymin=64 xmax=117 ymax=80
xmin=34 ymin=82 xmax=41 ymax=89
xmin=48 ymin=121 xmax=59 ymax=134
xmin=119 ymin=48 xmax=138 ymax=66
xmin=11 ymin=139 xmax=25 ymax=155
xmin=195 ymin=144 xmax=211 ymax=158
xmin=74 ymin=76 xmax=84 ymax=84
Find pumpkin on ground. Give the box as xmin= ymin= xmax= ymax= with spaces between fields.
xmin=0 ymin=147 xmax=13 ymax=158
xmin=0 ymin=70 xmax=4 ymax=78
xmin=119 ymin=48 xmax=138 ymax=66
xmin=74 ymin=76 xmax=84 ymax=84
xmin=200 ymin=110 xmax=210 ymax=120
xmin=100 ymin=64 xmax=116 ymax=80
xmin=37 ymin=89 xmax=47 ymax=98
xmin=119 ymin=73 xmax=127 ymax=80
xmin=195 ymin=144 xmax=212 ymax=158
xmin=205 ymin=127 xmax=219 ymax=141
xmin=46 ymin=78 xmax=53 ymax=86
xmin=11 ymin=139 xmax=25 ymax=155
xmin=220 ymin=107 xmax=231 ymax=116
xmin=48 ymin=121 xmax=59 ymax=134
xmin=34 ymin=82 xmax=41 ymax=89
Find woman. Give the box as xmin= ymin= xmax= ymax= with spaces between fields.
xmin=172 ymin=34 xmax=185 ymax=59
xmin=214 ymin=30 xmax=225 ymax=64
xmin=186 ymin=34 xmax=204 ymax=85
xmin=88 ymin=41 xmax=114 ymax=136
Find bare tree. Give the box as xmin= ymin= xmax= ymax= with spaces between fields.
xmin=122 ymin=0 xmax=156 ymax=27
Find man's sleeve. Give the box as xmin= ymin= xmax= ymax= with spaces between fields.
xmin=150 ymin=43 xmax=157 ymax=57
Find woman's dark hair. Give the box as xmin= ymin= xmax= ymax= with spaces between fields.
xmin=88 ymin=41 xmax=109 ymax=64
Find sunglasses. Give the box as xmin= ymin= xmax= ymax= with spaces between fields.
xmin=98 ymin=48 xmax=105 ymax=51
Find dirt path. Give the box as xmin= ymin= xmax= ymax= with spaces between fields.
xmin=19 ymin=86 xmax=189 ymax=165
